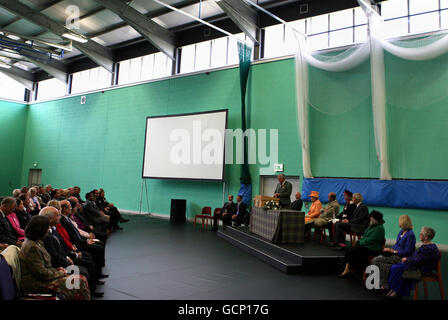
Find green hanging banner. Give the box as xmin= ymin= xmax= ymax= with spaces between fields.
xmin=237 ymin=41 xmax=253 ymax=207
xmin=237 ymin=41 xmax=252 ymax=182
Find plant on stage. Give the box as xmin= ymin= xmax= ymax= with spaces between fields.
xmin=264 ymin=200 xmax=280 ymax=210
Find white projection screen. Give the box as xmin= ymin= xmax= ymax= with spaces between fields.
xmin=142 ymin=109 xmax=228 ymax=181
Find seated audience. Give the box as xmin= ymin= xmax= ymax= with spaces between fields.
xmin=18 ymin=193 xmax=34 ymax=216
xmin=213 ymin=194 xmax=235 ymax=231
xmin=386 ymin=226 xmax=440 ymax=299
xmin=19 ymin=215 xmax=91 ymax=300
xmin=69 ymin=197 xmax=109 ymax=243
xmin=36 ymin=186 xmax=47 ymax=206
xmin=290 ymin=192 xmax=303 ymax=211
xmin=72 ymin=186 xmax=84 ymax=204
xmin=82 ymin=192 xmax=111 ymax=233
xmin=332 ymin=193 xmax=370 ymax=249
xmin=14 ymin=198 xmax=32 ymax=230
xmin=310 ymin=192 xmax=340 ymax=233
xmin=95 ymin=189 xmax=128 ymax=230
xmin=41 ymin=185 xmax=52 ymax=204
xmin=0 ymin=197 xmax=22 ymax=246
xmin=29 ymin=187 xmax=42 ymax=212
xmin=6 ymin=205 xmax=25 ymax=241
xmin=60 ymin=200 xmax=107 ymax=277
xmin=327 ymin=190 xmax=356 ymax=243
xmin=12 ymin=189 xmax=21 ymax=198
xmin=231 ymin=195 xmax=249 ymax=226
xmin=40 ymin=206 xmax=103 ymax=298
xmin=371 ymin=214 xmax=416 ymax=292
xmin=338 ymin=210 xmax=385 ymax=278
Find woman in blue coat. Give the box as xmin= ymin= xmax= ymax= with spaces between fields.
xmin=371 ymin=215 xmax=416 ymax=291
xmin=386 ymin=226 xmax=440 ymax=299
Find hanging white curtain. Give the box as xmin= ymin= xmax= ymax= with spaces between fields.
xmin=370 ymin=34 xmax=392 ymax=180
xmin=294 ymin=34 xmax=313 ymax=178
xmin=303 ymin=41 xmax=371 ymax=72
xmin=293 ymin=32 xmax=371 ymax=179
xmin=378 ymin=29 xmax=448 ymax=61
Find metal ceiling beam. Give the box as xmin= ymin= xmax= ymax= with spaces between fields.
xmin=87 ymin=0 xmax=198 ymax=39
xmin=215 ymin=0 xmax=259 ymax=43
xmin=25 ymin=57 xmax=67 ymax=83
xmin=0 ymin=0 xmax=65 ymax=30
xmin=93 ymin=0 xmax=177 ymax=60
xmin=32 ymin=4 xmax=106 ymax=39
xmin=0 ymin=66 xmax=34 ymax=90
xmin=0 ymin=0 xmax=114 ymax=72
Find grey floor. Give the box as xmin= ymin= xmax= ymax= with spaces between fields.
xmin=99 ymin=215 xmax=446 ymax=300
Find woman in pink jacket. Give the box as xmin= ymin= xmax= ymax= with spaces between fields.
xmin=6 ymin=210 xmax=25 ymax=241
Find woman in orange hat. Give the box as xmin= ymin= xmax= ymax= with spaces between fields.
xmin=304 ymin=191 xmax=322 ymax=238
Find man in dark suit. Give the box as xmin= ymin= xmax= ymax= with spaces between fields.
xmin=332 ymin=193 xmax=370 ymax=249
xmin=69 ymin=197 xmax=109 ymax=243
xmin=82 ymin=192 xmax=111 ymax=232
xmin=232 ymin=195 xmax=249 ymax=226
xmin=213 ymin=195 xmax=236 ymax=231
xmin=73 ymin=186 xmax=85 ymax=204
xmin=0 ymin=198 xmax=21 ymax=246
xmin=60 ymin=200 xmax=107 ymax=274
xmin=327 ymin=189 xmax=357 ymax=243
xmin=274 ymin=174 xmax=293 ymax=208
xmin=290 ymin=192 xmax=303 ymax=211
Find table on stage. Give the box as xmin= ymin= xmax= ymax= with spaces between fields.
xmin=249 ymin=207 xmax=305 ymax=244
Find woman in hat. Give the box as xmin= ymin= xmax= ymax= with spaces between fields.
xmin=371 ymin=215 xmax=416 ymax=292
xmin=304 ymin=191 xmax=322 ymax=238
xmin=338 ymin=210 xmax=385 ymax=278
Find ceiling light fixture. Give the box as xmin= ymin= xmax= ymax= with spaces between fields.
xmin=62 ymin=32 xmax=88 ymax=43
xmin=0 ymin=61 xmax=12 ymax=69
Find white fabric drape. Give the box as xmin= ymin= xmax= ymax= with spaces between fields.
xmin=370 ymin=34 xmax=392 ymax=180
xmin=294 ymin=35 xmax=313 ymax=178
xmin=379 ymin=31 xmax=448 ymax=61
xmin=293 ymin=0 xmax=447 ymax=180
xmin=303 ymin=41 xmax=371 ymax=72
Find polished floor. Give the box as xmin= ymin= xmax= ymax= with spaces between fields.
xmin=99 ymin=214 xmax=446 ymax=300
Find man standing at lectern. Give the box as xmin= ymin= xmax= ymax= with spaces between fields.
xmin=274 ymin=174 xmax=293 ymax=208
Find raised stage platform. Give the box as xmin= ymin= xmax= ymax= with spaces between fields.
xmin=217 ymin=226 xmax=345 ymax=274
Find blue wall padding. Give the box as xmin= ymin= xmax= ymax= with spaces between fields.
xmin=302 ymin=178 xmax=448 ymax=210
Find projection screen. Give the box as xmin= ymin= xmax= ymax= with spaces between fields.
xmin=142 ymin=109 xmax=228 ymax=181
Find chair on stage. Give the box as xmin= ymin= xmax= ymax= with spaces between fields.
xmin=362 ymin=238 xmax=386 ymax=283
xmin=349 ymin=232 xmax=362 ymax=247
xmin=313 ymin=226 xmax=328 ymax=244
xmin=413 ymin=253 xmax=445 ymax=300
xmin=202 ymin=208 xmax=221 ymax=230
xmin=194 ymin=206 xmax=212 ymax=230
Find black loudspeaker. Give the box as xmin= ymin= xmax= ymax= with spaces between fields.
xmin=170 ymin=199 xmax=186 ymax=224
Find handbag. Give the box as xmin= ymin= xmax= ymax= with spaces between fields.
xmin=401 ymin=268 xmax=422 ymax=281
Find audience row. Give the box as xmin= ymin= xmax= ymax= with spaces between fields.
xmin=0 ymin=185 xmax=129 ymax=300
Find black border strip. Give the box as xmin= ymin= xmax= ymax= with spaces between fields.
xmin=141 ymin=109 xmax=229 ymax=182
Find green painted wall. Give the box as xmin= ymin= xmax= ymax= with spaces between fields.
xmin=20 ymin=62 xmax=301 ymax=220
xmin=0 ymin=100 xmax=27 ymax=196
xmin=12 ymin=53 xmax=448 ymax=244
